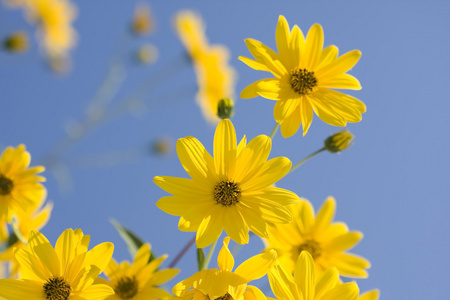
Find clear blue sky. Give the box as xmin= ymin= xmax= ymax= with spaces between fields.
xmin=1 ymin=1 xmax=449 ymax=299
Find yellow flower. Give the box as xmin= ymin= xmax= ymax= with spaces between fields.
xmin=264 ymin=197 xmax=370 ymax=278
xmin=269 ymin=251 xmax=360 ymax=300
xmin=240 ymin=15 xmax=366 ymax=137
xmin=100 ymin=243 xmax=179 ymax=300
xmin=0 ymin=144 xmax=46 ymax=221
xmin=0 ymin=228 xmax=115 ymax=300
xmin=173 ymin=237 xmax=275 ymax=300
xmin=154 ymin=119 xmax=299 ymax=248
xmin=324 ymin=129 xmax=354 ymax=153
xmin=175 ymin=11 xmax=236 ymax=124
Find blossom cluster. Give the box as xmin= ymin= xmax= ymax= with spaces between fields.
xmin=0 ymin=6 xmax=379 ymax=300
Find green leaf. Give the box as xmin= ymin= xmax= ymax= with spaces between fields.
xmin=197 ymin=248 xmax=205 ymax=271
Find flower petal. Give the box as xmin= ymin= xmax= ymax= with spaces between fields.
xmin=326 ymin=253 xmax=370 ymax=278
xmin=237 ymin=203 xmax=268 ymax=238
xmin=156 ymin=196 xmax=214 ymax=216
xmin=314 ymin=268 xmax=339 ymax=299
xmin=273 ymin=97 xmax=300 ymax=124
xmin=325 ymin=232 xmax=363 ymax=253
xmin=358 ymin=289 xmax=380 ymax=300
xmin=234 ymin=135 xmax=271 ymax=184
xmin=238 ymin=56 xmax=271 ymax=73
xmin=28 ymin=230 xmax=60 ymax=277
xmin=280 ymin=103 xmax=301 ymax=138
xmin=302 ymin=24 xmax=324 ymax=70
xmin=315 ymin=50 xmax=361 ymax=79
xmin=217 ymin=237 xmax=234 ymax=271
xmin=153 ymin=176 xmax=208 ymax=198
xmin=147 ymin=269 xmax=180 ymax=285
xmin=85 ymin=242 xmax=114 ymax=273
xmin=320 ymin=282 xmax=359 ymax=300
xmin=268 ymin=265 xmax=298 ymax=300
xmin=214 ymin=119 xmax=237 ymax=179
xmin=14 ymin=248 xmax=51 ymax=281
xmin=76 ymin=283 xmax=115 ymax=299
xmin=300 ymin=97 xmax=314 ymax=136
xmin=244 ymin=38 xmax=287 ymax=78
xmin=0 ymin=279 xmax=43 ymax=300
xmin=294 ymin=251 xmax=315 ymax=300
xmin=235 ymin=249 xmax=277 ymax=281
xmin=196 ymin=205 xmax=224 ymax=248
xmin=223 ymin=207 xmax=249 ymax=245
xmin=319 ymin=73 xmax=361 ymax=90
xmin=241 ymin=157 xmax=291 ymax=191
xmin=313 ymin=197 xmax=335 ymax=235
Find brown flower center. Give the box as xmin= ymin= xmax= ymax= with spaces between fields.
xmin=115 ymin=276 xmax=138 ymax=299
xmin=298 ymin=239 xmax=322 ymax=259
xmin=43 ymin=277 xmax=71 ymax=300
xmin=214 ymin=292 xmax=233 ymax=300
xmin=290 ymin=68 xmax=317 ymax=95
xmin=214 ymin=181 xmax=241 ymax=206
xmin=0 ymin=174 xmax=13 ymax=195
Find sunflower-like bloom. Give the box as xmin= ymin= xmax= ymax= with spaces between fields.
xmin=269 ymin=251 xmax=360 ymax=300
xmin=264 ymin=197 xmax=370 ymax=278
xmin=0 ymin=228 xmax=115 ymax=300
xmin=99 ymin=243 xmax=179 ymax=300
xmin=0 ymin=144 xmax=46 ymax=222
xmin=240 ymin=15 xmax=366 ymax=137
xmin=154 ymin=119 xmax=299 ymax=248
xmin=175 ymin=11 xmax=236 ymax=123
xmin=173 ymin=237 xmax=275 ymax=300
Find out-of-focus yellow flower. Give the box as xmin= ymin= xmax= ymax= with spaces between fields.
xmin=264 ymin=197 xmax=370 ymax=278
xmin=3 ymin=31 xmax=28 ymax=53
xmin=0 ymin=228 xmax=115 ymax=300
xmin=99 ymin=244 xmax=178 ymax=300
xmin=5 ymin=0 xmax=76 ymax=59
xmin=175 ymin=11 xmax=236 ymax=124
xmin=324 ymin=129 xmax=354 ymax=153
xmin=0 ymin=145 xmax=46 ymax=222
xmin=0 ymin=199 xmax=53 ymax=278
xmin=154 ymin=119 xmax=299 ymax=248
xmin=240 ymin=15 xmax=366 ymax=137
xmin=269 ymin=251 xmax=360 ymax=300
xmin=136 ymin=44 xmax=158 ymax=64
xmin=173 ymin=237 xmax=275 ymax=300
xmin=131 ymin=3 xmax=154 ymax=35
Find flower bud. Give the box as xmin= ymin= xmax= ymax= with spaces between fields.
xmin=131 ymin=3 xmax=153 ymax=35
xmin=217 ymin=98 xmax=234 ymax=119
xmin=135 ymin=44 xmax=158 ymax=64
xmin=3 ymin=32 xmax=28 ymax=53
xmin=324 ymin=130 xmax=354 ymax=153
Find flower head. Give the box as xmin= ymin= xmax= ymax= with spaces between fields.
xmin=0 ymin=228 xmax=115 ymax=300
xmin=324 ymin=129 xmax=354 ymax=153
xmin=264 ymin=197 xmax=370 ymax=278
xmin=3 ymin=31 xmax=28 ymax=53
xmin=240 ymin=15 xmax=366 ymax=137
xmin=173 ymin=237 xmax=275 ymax=300
xmin=154 ymin=119 xmax=299 ymax=248
xmin=175 ymin=11 xmax=236 ymax=124
xmin=269 ymin=251 xmax=360 ymax=300
xmin=100 ymin=243 xmax=179 ymax=300
xmin=0 ymin=145 xmax=46 ymax=221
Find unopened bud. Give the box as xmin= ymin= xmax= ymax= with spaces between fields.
xmin=3 ymin=31 xmax=28 ymax=53
xmin=136 ymin=44 xmax=158 ymax=64
xmin=324 ymin=130 xmax=354 ymax=153
xmin=131 ymin=3 xmax=153 ymax=35
xmin=217 ymin=98 xmax=234 ymax=119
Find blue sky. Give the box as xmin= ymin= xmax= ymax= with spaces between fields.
xmin=1 ymin=1 xmax=449 ymax=299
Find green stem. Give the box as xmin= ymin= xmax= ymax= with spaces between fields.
xmin=199 ymin=239 xmax=219 ymax=271
xmin=269 ymin=123 xmax=280 ymax=139
xmin=289 ymin=147 xmax=326 ymax=173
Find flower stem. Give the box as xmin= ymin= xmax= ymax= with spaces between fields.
xmin=168 ymin=235 xmax=196 ymax=268
xmin=269 ymin=123 xmax=280 ymax=139
xmin=289 ymin=147 xmax=326 ymax=173
xmin=199 ymin=239 xmax=219 ymax=271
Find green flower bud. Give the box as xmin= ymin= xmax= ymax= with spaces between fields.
xmin=217 ymin=98 xmax=234 ymax=119
xmin=324 ymin=130 xmax=354 ymax=153
xmin=3 ymin=32 xmax=28 ymax=53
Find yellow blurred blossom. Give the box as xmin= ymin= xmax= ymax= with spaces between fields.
xmin=3 ymin=31 xmax=28 ymax=53
xmin=240 ymin=15 xmax=365 ymax=137
xmin=131 ymin=3 xmax=154 ymax=35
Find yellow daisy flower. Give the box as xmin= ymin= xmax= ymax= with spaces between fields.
xmin=269 ymin=251 xmax=360 ymax=300
xmin=264 ymin=197 xmax=370 ymax=278
xmin=99 ymin=243 xmax=179 ymax=300
xmin=154 ymin=119 xmax=299 ymax=248
xmin=173 ymin=237 xmax=275 ymax=300
xmin=0 ymin=144 xmax=46 ymax=221
xmin=0 ymin=228 xmax=115 ymax=300
xmin=175 ymin=11 xmax=236 ymax=123
xmin=239 ymin=15 xmax=366 ymax=137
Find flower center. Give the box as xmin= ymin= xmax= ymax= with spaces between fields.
xmin=290 ymin=68 xmax=317 ymax=95
xmin=215 ymin=292 xmax=233 ymax=300
xmin=43 ymin=277 xmax=71 ymax=300
xmin=0 ymin=174 xmax=13 ymax=196
xmin=214 ymin=181 xmax=241 ymax=206
xmin=115 ymin=276 xmax=138 ymax=299
xmin=298 ymin=239 xmax=322 ymax=259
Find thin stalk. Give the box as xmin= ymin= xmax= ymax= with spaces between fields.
xmin=289 ymin=148 xmax=326 ymax=173
xmin=199 ymin=239 xmax=219 ymax=271
xmin=269 ymin=123 xmax=280 ymax=139
xmin=168 ymin=236 xmax=196 ymax=268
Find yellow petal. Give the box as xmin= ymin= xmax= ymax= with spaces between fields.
xmin=327 ymin=253 xmax=370 ymax=278
xmin=289 ymin=25 xmax=305 ymax=67
xmin=214 ymin=119 xmax=237 ymax=179
xmin=14 ymin=248 xmax=51 ymax=281
xmin=358 ymin=289 xmax=380 ymax=300
xmin=235 ymin=249 xmax=277 ymax=281
xmin=157 ymin=196 xmax=214 ymax=216
xmin=244 ymin=187 xmax=299 ymax=206
xmin=313 ymin=197 xmax=335 ymax=235
xmin=268 ymin=265 xmax=299 ymax=300
xmin=245 ymin=286 xmax=268 ymax=300
xmin=302 ymin=24 xmax=324 ymax=70
xmin=237 ymin=203 xmax=268 ymax=238
xmin=0 ymin=279 xmax=43 ymax=300
xmin=147 ymin=268 xmax=180 ymax=285
xmin=241 ymin=157 xmax=291 ymax=191
xmin=234 ymin=135 xmax=271 ymax=184
xmin=308 ymin=94 xmax=348 ymax=127
xmin=280 ymin=104 xmax=301 ymax=138
xmin=325 ymin=232 xmax=363 ymax=252
xmin=319 ymin=73 xmax=361 ymax=90
xmin=153 ymin=176 xmax=208 ymax=198
xmin=316 ymin=45 xmax=339 ymax=71
xmin=55 ymin=228 xmax=77 ymax=273
xmin=300 ymin=97 xmax=314 ymax=136
xmin=244 ymin=38 xmax=287 ymax=78
xmin=242 ymin=198 xmax=292 ymax=224
xmin=76 ymin=283 xmax=115 ymax=299
xmin=315 ymin=50 xmax=361 ymax=79
xmin=275 ymin=15 xmax=294 ymax=68
xmin=294 ymin=251 xmax=315 ymax=300
xmin=217 ymin=237 xmax=234 ymax=271
xmin=28 ymin=230 xmax=60 ymax=277
xmin=314 ymin=268 xmax=339 ymax=299
xmin=223 ymin=207 xmax=249 ymax=245
xmin=130 ymin=244 xmax=151 ymax=274
xmin=273 ymin=98 xmax=300 ymax=124
xmin=196 ymin=205 xmax=224 ymax=248
xmin=320 ymin=282 xmax=359 ymax=300
xmin=238 ymin=56 xmax=271 ymax=73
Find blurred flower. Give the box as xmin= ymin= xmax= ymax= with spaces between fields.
xmin=268 ymin=251 xmax=360 ymax=300
xmin=175 ymin=11 xmax=236 ymax=124
xmin=151 ymin=137 xmax=173 ymax=156
xmin=0 ymin=199 xmax=53 ymax=278
xmin=154 ymin=119 xmax=299 ymax=248
xmin=264 ymin=197 xmax=370 ymax=278
xmin=5 ymin=0 xmax=77 ymax=61
xmin=131 ymin=3 xmax=154 ymax=35
xmin=99 ymin=244 xmax=179 ymax=300
xmin=173 ymin=237 xmax=275 ymax=300
xmin=240 ymin=15 xmax=366 ymax=137
xmin=136 ymin=44 xmax=158 ymax=64
xmin=324 ymin=129 xmax=354 ymax=153
xmin=3 ymin=31 xmax=28 ymax=53
xmin=0 ymin=144 xmax=46 ymax=222
xmin=0 ymin=228 xmax=115 ymax=300
xmin=359 ymin=289 xmax=380 ymax=300
xmin=217 ymin=98 xmax=234 ymax=119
